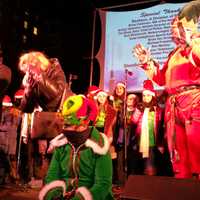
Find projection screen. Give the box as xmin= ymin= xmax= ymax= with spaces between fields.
xmin=96 ymin=2 xmax=187 ymax=93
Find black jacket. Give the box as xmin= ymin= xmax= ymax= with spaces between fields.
xmin=20 ymin=58 xmax=66 ymax=113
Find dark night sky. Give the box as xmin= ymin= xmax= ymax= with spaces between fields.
xmin=1 ymin=0 xmax=190 ymax=97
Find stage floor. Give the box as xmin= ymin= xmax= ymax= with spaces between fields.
xmin=0 ymin=184 xmax=39 ymax=200
xmin=0 ymin=183 xmax=123 ymax=200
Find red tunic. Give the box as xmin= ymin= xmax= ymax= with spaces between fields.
xmin=144 ymin=42 xmax=200 ymax=178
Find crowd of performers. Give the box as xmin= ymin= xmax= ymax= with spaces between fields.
xmin=1 ymin=0 xmax=200 ymax=199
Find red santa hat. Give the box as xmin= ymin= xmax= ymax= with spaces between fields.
xmin=95 ymin=89 xmax=108 ymax=99
xmin=127 ymin=93 xmax=137 ymax=99
xmin=116 ymin=82 xmax=125 ymax=88
xmin=87 ymin=85 xmax=101 ymax=99
xmin=142 ymin=80 xmax=155 ymax=96
xmin=87 ymin=85 xmax=101 ymax=95
xmin=2 ymin=95 xmax=13 ymax=107
xmin=14 ymin=89 xmax=24 ymax=99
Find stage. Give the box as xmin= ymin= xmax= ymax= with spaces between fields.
xmin=1 ymin=175 xmax=200 ymax=200
xmin=0 ymin=182 xmax=123 ymax=200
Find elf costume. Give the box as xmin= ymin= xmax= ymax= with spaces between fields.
xmin=95 ymin=90 xmax=116 ymax=142
xmin=39 ymin=95 xmax=114 ymax=200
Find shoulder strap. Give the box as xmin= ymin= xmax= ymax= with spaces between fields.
xmin=57 ymin=84 xmax=67 ymax=112
xmin=57 ymin=84 xmax=75 ymax=112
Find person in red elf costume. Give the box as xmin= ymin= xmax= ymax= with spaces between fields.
xmin=94 ymin=89 xmax=117 ymax=186
xmin=84 ymin=85 xmax=100 ymax=126
xmin=95 ymin=89 xmax=116 ymax=142
xmin=86 ymin=85 xmax=101 ymax=101
xmin=133 ymin=0 xmax=200 ymax=178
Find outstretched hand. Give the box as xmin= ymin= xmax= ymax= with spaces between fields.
xmin=132 ymin=44 xmax=151 ymax=64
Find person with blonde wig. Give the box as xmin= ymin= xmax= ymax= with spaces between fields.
xmin=18 ymin=51 xmax=66 ymax=184
xmin=18 ymin=51 xmax=66 ymax=112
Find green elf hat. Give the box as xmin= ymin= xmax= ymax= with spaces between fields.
xmin=62 ymin=94 xmax=97 ymax=126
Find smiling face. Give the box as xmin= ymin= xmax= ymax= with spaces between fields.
xmin=97 ymin=92 xmax=107 ymax=105
xmin=127 ymin=94 xmax=136 ymax=107
xmin=142 ymin=93 xmax=153 ymax=104
xmin=115 ymin=85 xmax=125 ymax=97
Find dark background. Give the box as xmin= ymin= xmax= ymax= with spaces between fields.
xmin=0 ymin=0 xmax=190 ymax=97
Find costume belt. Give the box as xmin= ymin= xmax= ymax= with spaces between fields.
xmin=167 ymin=85 xmax=200 ymax=162
xmin=168 ymin=85 xmax=200 ymax=95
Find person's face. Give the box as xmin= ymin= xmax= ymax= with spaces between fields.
xmin=143 ymin=93 xmax=153 ymax=104
xmin=116 ymin=85 xmax=125 ymax=96
xmin=127 ymin=95 xmax=136 ymax=107
xmin=13 ymin=98 xmax=22 ymax=108
xmin=97 ymin=93 xmax=107 ymax=105
xmin=171 ymin=20 xmax=192 ymax=46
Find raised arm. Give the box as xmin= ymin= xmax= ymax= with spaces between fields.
xmin=133 ymin=43 xmax=165 ymax=86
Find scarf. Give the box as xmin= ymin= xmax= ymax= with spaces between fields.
xmin=140 ymin=107 xmax=150 ymax=158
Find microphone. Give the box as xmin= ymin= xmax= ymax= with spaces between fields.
xmin=124 ymin=63 xmax=138 ymax=68
xmin=124 ymin=65 xmax=134 ymax=76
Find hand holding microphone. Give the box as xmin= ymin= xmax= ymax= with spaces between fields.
xmin=28 ymin=64 xmax=42 ymax=80
xmin=22 ymin=64 xmax=42 ymax=88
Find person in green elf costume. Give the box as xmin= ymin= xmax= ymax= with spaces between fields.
xmin=39 ymin=94 xmax=114 ymax=200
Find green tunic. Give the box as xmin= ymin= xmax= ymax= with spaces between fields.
xmin=44 ymin=127 xmax=114 ymax=200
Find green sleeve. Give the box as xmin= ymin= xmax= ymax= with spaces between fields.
xmin=71 ymin=153 xmax=113 ymax=200
xmin=45 ymin=148 xmax=61 ymax=184
xmin=90 ymin=153 xmax=113 ymax=200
